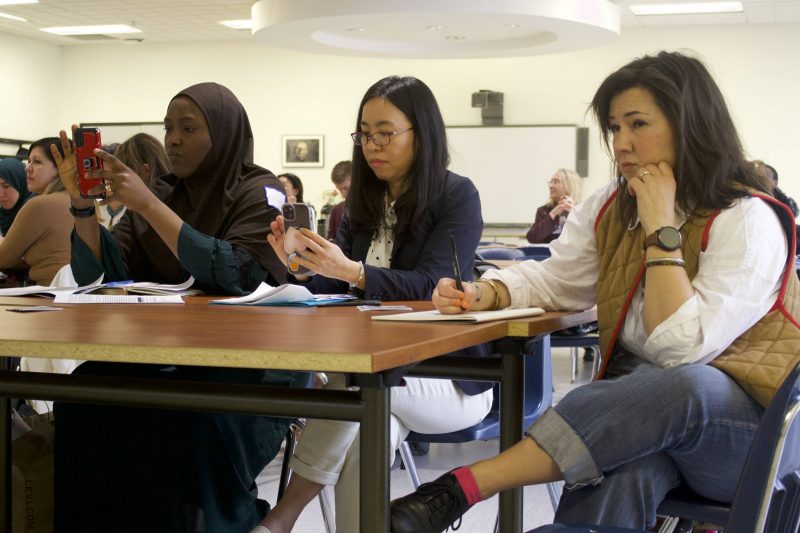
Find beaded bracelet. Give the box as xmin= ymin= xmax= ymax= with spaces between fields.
xmin=644 ymin=258 xmax=686 ymax=268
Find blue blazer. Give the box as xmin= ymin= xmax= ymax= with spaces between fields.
xmin=304 ymin=171 xmax=491 ymax=395
xmin=306 ymin=171 xmax=481 ymax=300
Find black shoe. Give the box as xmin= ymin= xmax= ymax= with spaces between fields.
xmin=390 ymin=472 xmax=471 ymax=533
xmin=583 ymin=347 xmax=595 ymax=362
xmin=409 ymin=441 xmax=430 ymax=456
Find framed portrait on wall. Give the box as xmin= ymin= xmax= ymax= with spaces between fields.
xmin=282 ymin=135 xmax=324 ymax=167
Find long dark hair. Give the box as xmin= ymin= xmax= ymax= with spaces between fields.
xmin=278 ymin=173 xmax=304 ymax=203
xmin=348 ymin=76 xmax=449 ymax=238
xmin=590 ymin=51 xmax=770 ymax=224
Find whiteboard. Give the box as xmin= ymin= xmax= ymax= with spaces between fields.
xmin=446 ymin=125 xmax=581 ymax=224
xmin=80 ymin=122 xmax=164 ymax=146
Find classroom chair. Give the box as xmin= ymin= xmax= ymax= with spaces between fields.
xmin=398 ymin=335 xmax=564 ymax=531
xmin=477 ymin=247 xmax=527 ymax=261
xmin=527 ymin=361 xmax=800 ymax=533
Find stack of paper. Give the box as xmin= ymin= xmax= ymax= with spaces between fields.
xmin=0 ymin=276 xmax=195 ymax=304
xmin=211 ymin=283 xmax=354 ymax=307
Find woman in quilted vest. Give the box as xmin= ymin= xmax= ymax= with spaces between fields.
xmin=389 ymin=51 xmax=800 ymax=532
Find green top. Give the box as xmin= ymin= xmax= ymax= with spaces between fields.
xmin=70 ymin=223 xmax=265 ymax=296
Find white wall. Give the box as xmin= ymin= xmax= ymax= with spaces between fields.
xmin=0 ymin=32 xmax=60 ymax=142
xmin=3 ymin=23 xmax=799 ymax=219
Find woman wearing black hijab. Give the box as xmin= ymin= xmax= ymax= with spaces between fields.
xmin=52 ymin=82 xmax=305 ymax=532
xmin=0 ymin=157 xmax=33 ymax=236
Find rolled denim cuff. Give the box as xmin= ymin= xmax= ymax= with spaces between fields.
xmin=527 ymin=409 xmax=603 ymax=488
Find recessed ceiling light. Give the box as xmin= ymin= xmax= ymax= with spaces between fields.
xmin=426 ymin=25 xmax=445 ymax=30
xmin=445 ymin=35 xmax=466 ymax=40
xmin=41 ymin=24 xmax=141 ymax=36
xmin=0 ymin=11 xmax=26 ymax=21
xmin=220 ymin=19 xmax=252 ymax=30
xmin=346 ymin=27 xmax=365 ymax=32
xmin=506 ymin=23 xmax=522 ymax=28
xmin=630 ymin=2 xmax=743 ymax=16
xmin=0 ymin=0 xmax=37 ymax=5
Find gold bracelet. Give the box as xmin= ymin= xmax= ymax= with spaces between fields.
xmin=481 ymin=279 xmax=502 ymax=310
xmin=644 ymin=258 xmax=686 ymax=268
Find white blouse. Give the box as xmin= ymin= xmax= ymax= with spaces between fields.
xmin=365 ymin=197 xmax=397 ymax=269
xmin=483 ymin=181 xmax=788 ymax=368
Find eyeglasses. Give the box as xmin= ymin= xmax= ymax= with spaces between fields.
xmin=351 ymin=127 xmax=413 ymax=147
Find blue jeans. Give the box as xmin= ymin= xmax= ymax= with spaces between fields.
xmin=528 ymin=364 xmax=763 ymax=529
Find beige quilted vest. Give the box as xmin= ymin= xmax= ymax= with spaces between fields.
xmin=594 ymin=190 xmax=800 ymax=407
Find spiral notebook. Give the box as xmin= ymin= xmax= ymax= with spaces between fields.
xmin=371 ymin=307 xmax=545 ymax=323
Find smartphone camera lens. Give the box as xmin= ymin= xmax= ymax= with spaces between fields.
xmin=83 ymin=158 xmax=92 ymax=169
xmin=283 ymin=204 xmax=295 ymax=221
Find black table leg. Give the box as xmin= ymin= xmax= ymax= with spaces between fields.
xmin=498 ymin=337 xmax=528 ymax=533
xmin=0 ymin=356 xmax=11 ymax=533
xmin=360 ymin=384 xmax=390 ymax=532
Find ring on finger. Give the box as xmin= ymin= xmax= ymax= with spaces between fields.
xmin=637 ymin=169 xmax=651 ymax=179
xmin=104 ymin=182 xmax=113 ymax=193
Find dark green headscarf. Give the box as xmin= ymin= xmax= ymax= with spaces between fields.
xmin=0 ymin=158 xmax=32 ymax=235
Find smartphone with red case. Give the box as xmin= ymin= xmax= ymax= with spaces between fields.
xmin=73 ymin=127 xmax=105 ymax=199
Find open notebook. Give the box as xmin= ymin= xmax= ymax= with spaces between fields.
xmin=371 ymin=307 xmax=545 ymax=323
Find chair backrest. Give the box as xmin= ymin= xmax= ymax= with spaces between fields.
xmin=406 ymin=334 xmax=553 ymax=443
xmin=477 ymin=247 xmax=526 ymax=261
xmin=728 ymin=362 xmax=800 ymax=533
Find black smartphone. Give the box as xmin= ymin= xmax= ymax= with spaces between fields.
xmin=282 ymin=203 xmax=317 ymax=276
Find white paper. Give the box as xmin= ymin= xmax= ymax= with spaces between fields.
xmin=211 ymin=283 xmax=353 ymax=306
xmin=371 ymin=307 xmax=545 ymax=323
xmin=0 ymin=275 xmax=105 ymax=297
xmin=53 ymin=294 xmax=184 ymax=304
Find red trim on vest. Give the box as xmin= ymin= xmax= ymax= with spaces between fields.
xmin=595 ymin=255 xmax=646 ymax=380
xmin=594 ymin=189 xmax=620 ymax=232
xmin=779 ymin=304 xmax=800 ymax=330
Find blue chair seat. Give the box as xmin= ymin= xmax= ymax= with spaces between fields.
xmin=477 ymin=247 xmax=527 ymax=261
xmin=656 ymin=485 xmax=730 ymax=526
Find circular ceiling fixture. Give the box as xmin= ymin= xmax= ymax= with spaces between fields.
xmin=252 ymin=0 xmax=620 ymax=58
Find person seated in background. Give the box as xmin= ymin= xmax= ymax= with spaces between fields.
xmin=390 ymin=51 xmax=800 ymax=532
xmin=278 ymin=172 xmax=304 ymax=203
xmin=254 ymin=75 xmax=493 ymax=533
xmin=756 ymin=161 xmax=799 ymax=217
xmin=0 ymin=138 xmax=72 ymax=285
xmin=526 ymin=168 xmax=582 ymax=243
xmin=51 ymin=82 xmax=305 ymax=533
xmin=0 ymin=158 xmax=33 ymax=236
xmin=326 ymin=159 xmax=351 ymax=240
xmin=96 ymin=132 xmax=170 ymax=229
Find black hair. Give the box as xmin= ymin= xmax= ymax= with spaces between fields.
xmin=590 ymin=51 xmax=770 ymax=225
xmin=28 ymin=137 xmax=70 ymax=194
xmin=348 ymin=76 xmax=449 ymax=238
xmin=278 ymin=173 xmax=304 ymax=203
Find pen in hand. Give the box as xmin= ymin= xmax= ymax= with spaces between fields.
xmin=449 ymin=234 xmax=464 ymax=292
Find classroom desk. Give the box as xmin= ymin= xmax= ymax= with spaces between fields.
xmin=0 ymin=296 xmax=596 ymax=533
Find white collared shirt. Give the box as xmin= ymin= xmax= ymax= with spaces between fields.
xmin=484 ymin=181 xmax=788 ymax=367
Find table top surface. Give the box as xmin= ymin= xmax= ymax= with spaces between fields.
xmin=0 ymin=296 xmax=596 ymax=374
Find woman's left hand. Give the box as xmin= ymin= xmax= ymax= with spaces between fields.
xmin=627 ymin=161 xmax=677 ymax=235
xmin=90 ymin=149 xmax=159 ymax=214
xmin=290 ymin=228 xmax=362 ymax=283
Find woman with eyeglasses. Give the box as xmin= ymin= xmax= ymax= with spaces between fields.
xmin=256 ymin=75 xmax=494 ymax=533
xmin=526 ymin=168 xmax=583 ymax=244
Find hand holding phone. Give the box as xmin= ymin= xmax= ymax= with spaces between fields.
xmin=73 ymin=127 xmax=105 ymax=199
xmin=281 ymin=203 xmax=317 ymax=276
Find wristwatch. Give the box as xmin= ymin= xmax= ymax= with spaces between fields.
xmin=643 ymin=226 xmax=682 ymax=251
